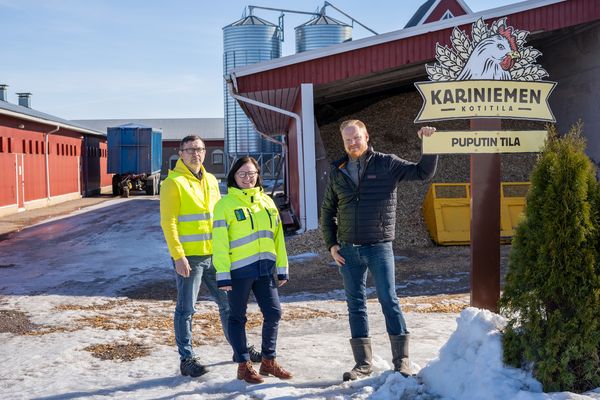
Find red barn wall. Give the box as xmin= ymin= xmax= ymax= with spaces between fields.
xmin=0 ymin=113 xmax=111 ymax=215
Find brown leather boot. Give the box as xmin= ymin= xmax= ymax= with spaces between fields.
xmin=259 ymin=358 xmax=293 ymax=379
xmin=237 ymin=361 xmax=264 ymax=384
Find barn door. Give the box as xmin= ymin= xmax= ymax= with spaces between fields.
xmin=16 ymin=154 xmax=25 ymax=209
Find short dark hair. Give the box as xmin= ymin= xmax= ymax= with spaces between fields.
xmin=179 ymin=135 xmax=204 ymax=150
xmin=227 ymin=156 xmax=263 ymax=189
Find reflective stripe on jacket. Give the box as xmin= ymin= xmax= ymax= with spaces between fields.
xmin=212 ymin=186 xmax=288 ymax=287
xmin=160 ymin=159 xmax=221 ymax=259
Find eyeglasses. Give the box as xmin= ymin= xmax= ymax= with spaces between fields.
xmin=236 ymin=171 xmax=258 ymax=179
xmin=181 ymin=147 xmax=206 ymax=154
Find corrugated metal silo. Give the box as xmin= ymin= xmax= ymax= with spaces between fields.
xmin=295 ymin=15 xmax=352 ymax=53
xmin=223 ymin=15 xmax=282 ymax=157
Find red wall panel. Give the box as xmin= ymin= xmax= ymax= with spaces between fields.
xmin=23 ymin=152 xmax=46 ymax=201
xmin=0 ymin=152 xmax=17 ymax=207
xmin=48 ymin=134 xmax=81 ymax=197
xmin=99 ymin=139 xmax=112 ymax=187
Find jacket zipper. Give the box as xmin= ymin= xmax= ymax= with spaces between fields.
xmin=352 ymin=152 xmax=373 ymax=241
xmin=248 ymin=210 xmax=255 ymax=230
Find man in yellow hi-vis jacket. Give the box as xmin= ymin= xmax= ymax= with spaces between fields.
xmin=160 ymin=135 xmax=260 ymax=378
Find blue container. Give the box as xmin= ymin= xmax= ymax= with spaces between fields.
xmin=107 ymin=123 xmax=162 ymax=175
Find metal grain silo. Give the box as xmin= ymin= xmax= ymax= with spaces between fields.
xmin=223 ymin=15 xmax=282 ymax=157
xmin=295 ymin=14 xmax=352 ymax=53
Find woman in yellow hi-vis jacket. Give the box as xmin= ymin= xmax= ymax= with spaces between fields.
xmin=213 ymin=156 xmax=292 ymax=384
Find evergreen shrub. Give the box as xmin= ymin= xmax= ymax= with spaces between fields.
xmin=500 ymin=123 xmax=600 ymax=392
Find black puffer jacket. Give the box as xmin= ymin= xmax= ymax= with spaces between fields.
xmin=320 ymin=147 xmax=438 ymax=250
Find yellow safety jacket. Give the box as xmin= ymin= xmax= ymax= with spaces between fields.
xmin=160 ymin=159 xmax=221 ymax=260
xmin=212 ymin=186 xmax=288 ymax=287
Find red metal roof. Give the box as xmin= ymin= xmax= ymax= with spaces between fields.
xmin=237 ymin=87 xmax=300 ymax=135
xmin=233 ymin=0 xmax=600 ymax=93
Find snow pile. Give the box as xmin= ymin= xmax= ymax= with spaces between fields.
xmin=421 ymin=307 xmax=544 ymax=400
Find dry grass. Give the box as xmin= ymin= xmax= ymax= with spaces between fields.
xmin=55 ymin=299 xmax=130 ymax=311
xmin=84 ymin=341 xmax=151 ymax=361
xmin=400 ymin=293 xmax=469 ymax=314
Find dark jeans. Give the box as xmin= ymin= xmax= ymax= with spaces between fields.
xmin=228 ymin=275 xmax=281 ymax=363
xmin=173 ymin=255 xmax=230 ymax=360
xmin=338 ymin=241 xmax=408 ymax=338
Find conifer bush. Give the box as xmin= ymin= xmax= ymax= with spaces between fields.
xmin=500 ymin=123 xmax=600 ymax=392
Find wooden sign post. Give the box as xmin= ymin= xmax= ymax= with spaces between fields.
xmin=415 ymin=17 xmax=556 ymax=312
xmin=470 ymin=119 xmax=501 ymax=311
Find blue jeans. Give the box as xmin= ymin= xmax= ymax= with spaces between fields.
xmin=228 ymin=275 xmax=281 ymax=363
xmin=173 ymin=255 xmax=230 ymax=360
xmin=338 ymin=241 xmax=408 ymax=338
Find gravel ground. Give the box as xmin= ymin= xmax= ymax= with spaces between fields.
xmin=0 ymin=310 xmax=38 ymax=334
xmin=122 ymin=227 xmax=511 ymax=302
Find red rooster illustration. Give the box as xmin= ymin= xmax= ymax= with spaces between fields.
xmin=457 ymin=26 xmax=521 ymax=80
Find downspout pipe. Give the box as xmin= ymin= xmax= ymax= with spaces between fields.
xmin=45 ymin=126 xmax=60 ymax=200
xmin=225 ymin=74 xmax=307 ymax=233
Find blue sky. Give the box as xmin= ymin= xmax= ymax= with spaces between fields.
xmin=0 ymin=0 xmax=523 ymax=120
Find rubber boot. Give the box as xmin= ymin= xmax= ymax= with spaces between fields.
xmin=389 ymin=334 xmax=412 ymax=377
xmin=342 ymin=337 xmax=373 ymax=381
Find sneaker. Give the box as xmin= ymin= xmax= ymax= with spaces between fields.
xmin=248 ymin=345 xmax=262 ymax=363
xmin=180 ymin=357 xmax=208 ymax=377
xmin=232 ymin=345 xmax=262 ymax=363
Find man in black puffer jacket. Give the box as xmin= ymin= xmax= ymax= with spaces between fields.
xmin=321 ymin=119 xmax=438 ymax=381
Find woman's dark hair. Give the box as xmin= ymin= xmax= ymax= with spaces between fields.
xmin=227 ymin=156 xmax=263 ymax=189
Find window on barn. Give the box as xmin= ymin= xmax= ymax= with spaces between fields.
xmin=169 ymin=155 xmax=179 ymax=170
xmin=41 ymin=142 xmax=45 ymax=154
xmin=23 ymin=140 xmax=27 ymax=154
xmin=35 ymin=141 xmax=39 ymax=154
xmin=29 ymin=140 xmax=33 ymax=154
xmin=0 ymin=137 xmax=3 ymax=153
xmin=212 ymin=150 xmax=224 ymax=165
xmin=441 ymin=10 xmax=454 ymax=20
xmin=8 ymin=138 xmax=12 ymax=153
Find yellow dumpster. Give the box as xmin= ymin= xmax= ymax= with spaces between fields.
xmin=422 ymin=182 xmax=530 ymax=245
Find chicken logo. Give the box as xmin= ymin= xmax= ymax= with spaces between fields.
xmin=426 ymin=17 xmax=548 ymax=81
